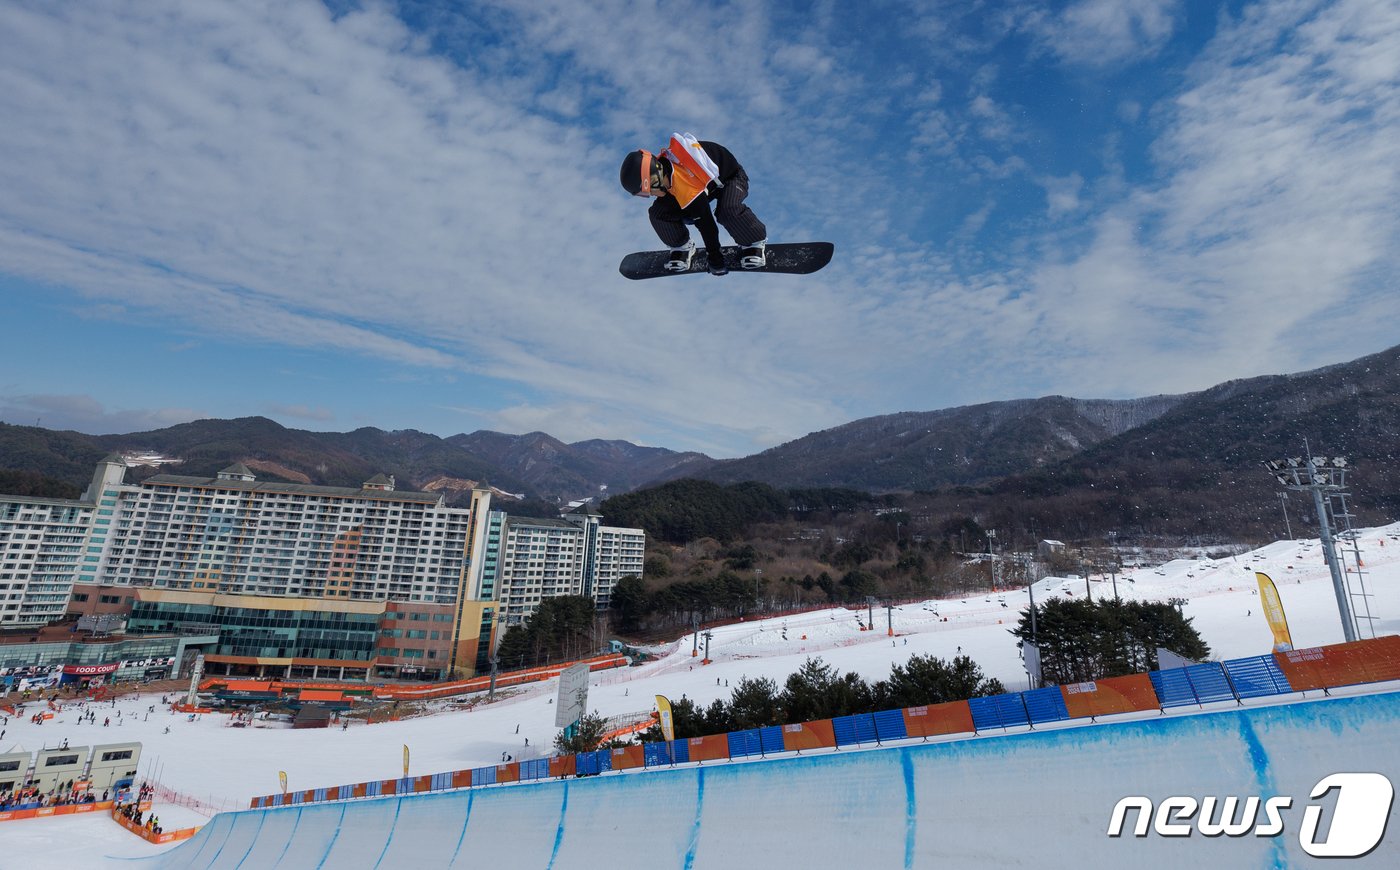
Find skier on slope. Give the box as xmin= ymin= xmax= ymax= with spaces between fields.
xmin=619 ymin=133 xmax=767 ymax=275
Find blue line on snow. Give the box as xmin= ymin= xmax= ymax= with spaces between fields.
xmin=545 ymin=782 xmax=571 ymax=869
xmin=683 ymin=768 xmax=706 ymax=870
xmin=311 ymin=803 xmax=348 ymax=870
xmin=902 ymin=749 xmax=918 ymax=869
xmin=371 ymin=797 xmax=405 ymax=869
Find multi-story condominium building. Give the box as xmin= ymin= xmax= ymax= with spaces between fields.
xmin=0 ymin=494 xmax=96 ymax=627
xmin=0 ymin=457 xmax=641 ymax=679
xmin=91 ymin=457 xmax=492 ymax=604
xmin=82 ymin=456 xmax=497 ymax=677
xmin=494 ymin=505 xmax=646 ymax=625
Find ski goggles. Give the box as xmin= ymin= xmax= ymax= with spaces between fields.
xmin=633 ymin=150 xmax=666 ymax=197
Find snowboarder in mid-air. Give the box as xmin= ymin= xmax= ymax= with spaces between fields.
xmin=620 ymin=133 xmax=768 ymax=275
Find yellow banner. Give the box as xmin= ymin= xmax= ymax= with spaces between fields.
xmin=278 ymin=770 xmax=288 ymax=794
xmin=403 ymin=745 xmax=410 ymax=777
xmin=1256 ymin=571 xmax=1294 ymax=652
xmin=655 ymin=695 xmax=675 ymax=743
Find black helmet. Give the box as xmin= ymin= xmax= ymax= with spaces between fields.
xmin=620 ymin=149 xmax=669 ymax=196
xmin=620 ymin=149 xmax=651 ymax=196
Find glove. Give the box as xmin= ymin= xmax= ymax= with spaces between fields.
xmin=707 ymin=249 xmax=728 ymax=276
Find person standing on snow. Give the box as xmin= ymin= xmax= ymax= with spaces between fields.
xmin=619 ymin=133 xmax=767 ymax=275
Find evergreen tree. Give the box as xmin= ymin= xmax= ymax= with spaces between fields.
xmin=1009 ymin=598 xmax=1210 ymax=685
xmin=873 ymin=654 xmax=1005 ymax=709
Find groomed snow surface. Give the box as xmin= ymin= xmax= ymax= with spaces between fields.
xmin=6 ymin=523 xmax=1400 ymax=867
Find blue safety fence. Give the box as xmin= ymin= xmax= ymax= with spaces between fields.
xmin=1022 ymin=686 xmax=1070 ymax=725
xmin=728 ymin=729 xmax=763 ymax=758
xmin=1150 ymin=662 xmax=1237 ymax=708
xmin=520 ymin=759 xmax=549 ymax=781
xmin=759 ymin=725 xmax=786 ymax=754
xmin=873 ymin=708 xmax=907 ymax=741
xmin=832 ymin=712 xmax=878 ymax=747
xmin=969 ymin=693 xmax=1030 ymax=731
xmin=1224 ymin=654 xmax=1293 ymax=699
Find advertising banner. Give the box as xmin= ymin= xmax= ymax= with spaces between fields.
xmin=1256 ymin=571 xmax=1294 ymax=652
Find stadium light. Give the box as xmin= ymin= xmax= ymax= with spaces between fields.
xmin=1262 ymin=450 xmax=1357 ymax=642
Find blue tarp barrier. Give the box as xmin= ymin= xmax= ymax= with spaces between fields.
xmin=644 ymin=742 xmax=674 ymax=768
xmin=758 ymin=725 xmax=786 ymax=754
xmin=313 ymin=788 xmax=327 ymax=802
xmin=1151 ymin=668 xmax=1199 ymax=708
xmin=474 ymin=766 xmax=497 ymax=785
xmin=1185 ymin=662 xmax=1236 ymax=705
xmin=519 ymin=759 xmax=549 ymax=781
xmin=873 ymin=708 xmax=907 ymax=741
xmin=851 ymin=713 xmax=880 ymax=745
xmin=1022 ymin=686 xmax=1070 ymax=725
xmin=431 ymin=772 xmax=453 ymax=790
xmin=576 ymin=752 xmax=600 ymax=776
xmin=728 ymin=729 xmax=763 ymax=758
xmin=969 ymin=693 xmax=1030 ymax=730
xmin=366 ymin=781 xmax=382 ymax=797
xmin=1224 ymin=655 xmax=1292 ymax=699
xmin=832 ymin=713 xmax=881 ymax=747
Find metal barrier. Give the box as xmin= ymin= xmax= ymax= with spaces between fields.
xmin=251 ymin=636 xmax=1400 ymax=811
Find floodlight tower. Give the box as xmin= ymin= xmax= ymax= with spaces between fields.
xmin=1263 ymin=453 xmax=1358 ymax=642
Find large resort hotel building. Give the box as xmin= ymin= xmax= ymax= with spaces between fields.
xmin=2 ymin=456 xmax=645 ymax=682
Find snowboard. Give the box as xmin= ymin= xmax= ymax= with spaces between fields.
xmin=619 ymin=242 xmax=833 ymax=280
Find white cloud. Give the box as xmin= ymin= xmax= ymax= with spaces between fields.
xmin=1014 ymin=0 xmax=1400 ymax=394
xmin=1039 ymin=173 xmax=1085 ymax=219
xmin=1027 ymin=0 xmax=1181 ymax=67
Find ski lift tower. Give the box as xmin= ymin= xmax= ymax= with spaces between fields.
xmin=1263 ymin=452 xmax=1373 ymax=642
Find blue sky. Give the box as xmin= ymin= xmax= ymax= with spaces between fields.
xmin=2 ymin=0 xmax=1398 ymax=459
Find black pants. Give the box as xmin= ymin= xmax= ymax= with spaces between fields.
xmin=648 ymin=175 xmax=767 ymax=248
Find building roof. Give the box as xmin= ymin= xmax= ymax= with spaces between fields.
xmin=219 ymin=462 xmax=255 ymax=477
xmin=504 ymin=515 xmax=581 ymax=531
xmin=139 ymin=475 xmax=445 ymax=504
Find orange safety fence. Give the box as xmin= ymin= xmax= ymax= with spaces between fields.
xmin=548 ymin=755 xmax=577 ymax=778
xmin=901 ymin=701 xmax=975 ymax=739
xmin=1273 ymin=635 xmax=1400 ymax=692
xmin=1060 ymin=673 xmax=1161 ymax=719
xmin=111 ymin=807 xmax=201 ymax=844
xmin=1 ymin=800 xmax=115 ymax=822
xmin=686 ymin=734 xmax=731 ymax=763
xmin=600 ymin=712 xmax=658 ymax=743
xmin=610 ymin=745 xmax=646 ymax=770
xmin=495 ymin=762 xmax=520 ymax=784
xmin=451 ymin=769 xmax=473 ymax=790
xmin=781 ymin=719 xmax=837 ymax=752
xmin=370 ymin=653 xmax=630 ymax=702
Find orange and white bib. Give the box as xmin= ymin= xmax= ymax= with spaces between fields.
xmin=662 ymin=132 xmax=722 ymax=208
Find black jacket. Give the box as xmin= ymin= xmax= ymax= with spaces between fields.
xmin=664 ymin=141 xmax=747 ymax=255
